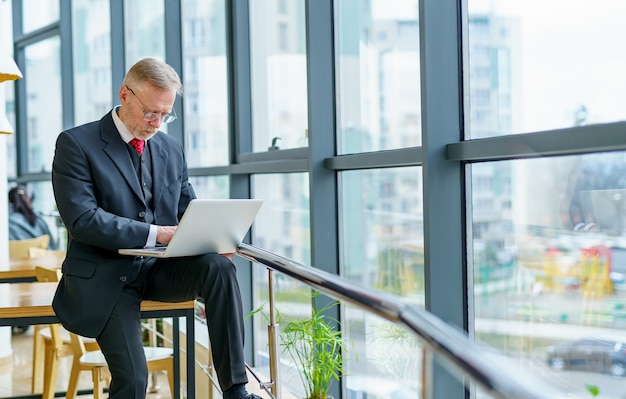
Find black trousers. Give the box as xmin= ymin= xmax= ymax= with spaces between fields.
xmin=96 ymin=253 xmax=248 ymax=398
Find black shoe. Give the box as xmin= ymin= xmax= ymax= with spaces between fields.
xmin=224 ymin=384 xmax=262 ymax=399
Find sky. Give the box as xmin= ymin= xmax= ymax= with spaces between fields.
xmin=470 ymin=0 xmax=626 ymax=131
xmin=372 ymin=0 xmax=626 ymax=132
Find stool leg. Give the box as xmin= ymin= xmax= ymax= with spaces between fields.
xmin=65 ymin=356 xmax=82 ymax=399
xmin=31 ymin=326 xmax=44 ymax=393
xmin=42 ymin=344 xmax=60 ymax=399
xmin=167 ymin=365 xmax=175 ymax=398
xmin=92 ymin=367 xmax=105 ymax=399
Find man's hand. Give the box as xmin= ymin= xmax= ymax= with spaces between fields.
xmin=156 ymin=226 xmax=177 ymax=244
xmin=221 ymin=253 xmax=236 ymax=260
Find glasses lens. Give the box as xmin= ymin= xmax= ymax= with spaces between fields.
xmin=143 ymin=112 xmax=159 ymax=122
xmin=143 ymin=112 xmax=175 ymax=124
xmin=161 ymin=115 xmax=176 ymax=124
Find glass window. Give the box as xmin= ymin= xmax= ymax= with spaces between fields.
xmin=72 ymin=0 xmax=112 ymax=125
xmin=123 ymin=0 xmax=167 ymax=134
xmin=124 ymin=0 xmax=165 ymax=69
xmin=4 ymin=82 xmax=16 ymax=179
xmin=28 ymin=181 xmax=64 ymax=249
xmin=252 ymin=173 xmax=310 ymax=263
xmin=181 ymin=0 xmax=230 ymax=168
xmin=249 ymin=0 xmax=308 ymax=152
xmin=21 ymin=0 xmax=58 ymax=33
xmin=344 ymin=305 xmax=424 ymax=399
xmin=340 ymin=167 xmax=424 ymax=398
xmin=189 ymin=175 xmax=229 ymax=199
xmin=2 ymin=0 xmax=16 ymax=178
xmin=336 ymin=0 xmax=421 ymax=155
xmin=341 ymin=167 xmax=423 ymax=295
xmin=24 ymin=37 xmax=62 ymax=173
xmin=251 ymin=173 xmax=310 ymax=389
xmin=467 ymin=1 xmax=626 ymax=137
xmin=471 ymin=152 xmax=626 ymax=398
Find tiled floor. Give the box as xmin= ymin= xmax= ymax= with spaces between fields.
xmin=1 ymin=327 xmax=275 ymax=399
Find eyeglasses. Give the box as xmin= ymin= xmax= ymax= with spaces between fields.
xmin=126 ymin=85 xmax=177 ymax=124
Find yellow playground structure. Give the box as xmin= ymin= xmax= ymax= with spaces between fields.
xmin=541 ymin=245 xmax=613 ymax=297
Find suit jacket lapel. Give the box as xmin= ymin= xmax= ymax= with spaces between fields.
xmin=99 ymin=113 xmax=145 ymax=204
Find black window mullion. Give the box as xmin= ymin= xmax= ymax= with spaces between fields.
xmin=60 ymin=0 xmax=74 ymax=130
xmin=226 ymin=0 xmax=255 ymax=364
xmin=420 ymin=0 xmax=467 ymax=398
xmin=305 ymin=1 xmax=341 ymax=399
xmin=164 ymin=0 xmax=184 ymax=144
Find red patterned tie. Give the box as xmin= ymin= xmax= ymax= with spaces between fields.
xmin=129 ymin=138 xmax=145 ymax=155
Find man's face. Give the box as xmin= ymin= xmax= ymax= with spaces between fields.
xmin=120 ymin=82 xmax=177 ymax=140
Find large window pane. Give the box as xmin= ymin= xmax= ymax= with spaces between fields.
xmin=21 ymin=0 xmax=58 ymax=33
xmin=345 ymin=304 xmax=424 ymax=399
xmin=340 ymin=167 xmax=424 ymax=398
xmin=2 ymin=0 xmax=16 ymax=178
xmin=251 ymin=173 xmax=310 ymax=394
xmin=4 ymin=109 xmax=17 ymax=179
xmin=123 ymin=0 xmax=167 ymax=134
xmin=24 ymin=37 xmax=61 ymax=173
xmin=189 ymin=175 xmax=229 ymax=199
xmin=336 ymin=0 xmax=421 ymax=155
xmin=181 ymin=0 xmax=229 ymax=167
xmin=249 ymin=1 xmax=308 ymax=152
xmin=28 ymin=181 xmax=64 ymax=250
xmin=124 ymin=0 xmax=165 ymax=68
xmin=341 ymin=167 xmax=423 ymax=295
xmin=471 ymin=152 xmax=626 ymax=398
xmin=252 ymin=173 xmax=310 ymax=263
xmin=467 ymin=1 xmax=626 ymax=138
xmin=72 ymin=0 xmax=112 ymax=125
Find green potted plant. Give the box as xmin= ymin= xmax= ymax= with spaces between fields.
xmin=279 ymin=292 xmax=352 ymax=399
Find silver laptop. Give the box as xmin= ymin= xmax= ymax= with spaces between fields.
xmin=118 ymin=199 xmax=263 ymax=258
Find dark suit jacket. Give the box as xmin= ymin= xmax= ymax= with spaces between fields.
xmin=51 ymin=110 xmax=195 ymax=337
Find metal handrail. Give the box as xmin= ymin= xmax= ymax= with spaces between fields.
xmin=237 ymin=243 xmax=569 ymax=399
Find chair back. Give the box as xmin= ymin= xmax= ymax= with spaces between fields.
xmin=33 ymin=265 xmax=66 ymax=354
xmin=9 ymin=234 xmax=50 ymax=259
xmin=28 ymin=247 xmax=66 ymax=258
xmin=34 ymin=265 xmax=62 ymax=283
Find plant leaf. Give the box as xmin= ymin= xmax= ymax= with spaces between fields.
xmin=585 ymin=384 xmax=599 ymax=397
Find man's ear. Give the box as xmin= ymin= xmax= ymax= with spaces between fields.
xmin=119 ymin=85 xmax=130 ymax=103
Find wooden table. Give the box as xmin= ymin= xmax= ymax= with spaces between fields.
xmin=0 ymin=253 xmax=66 ymax=283
xmin=0 ymin=282 xmax=197 ymax=398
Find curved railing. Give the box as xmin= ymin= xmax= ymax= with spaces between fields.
xmin=237 ymin=243 xmax=569 ymax=399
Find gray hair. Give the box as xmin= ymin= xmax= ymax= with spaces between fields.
xmin=123 ymin=57 xmax=183 ymax=96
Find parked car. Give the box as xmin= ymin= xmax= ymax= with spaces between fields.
xmin=546 ymin=337 xmax=626 ymax=377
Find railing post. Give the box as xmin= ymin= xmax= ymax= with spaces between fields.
xmin=267 ymin=269 xmax=281 ymax=399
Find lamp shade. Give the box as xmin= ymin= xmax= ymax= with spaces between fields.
xmin=0 ymin=113 xmax=15 ymax=134
xmin=0 ymin=49 xmax=23 ymax=83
